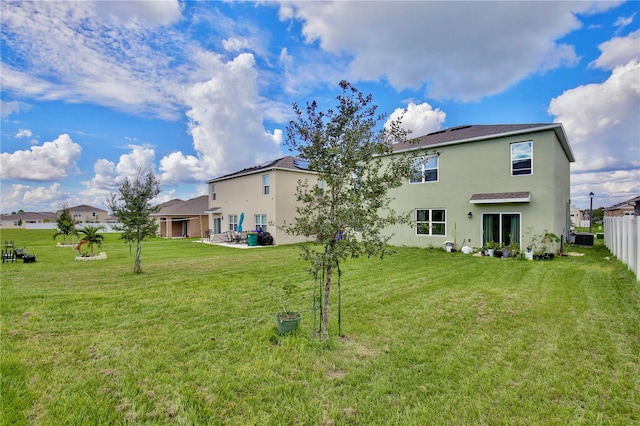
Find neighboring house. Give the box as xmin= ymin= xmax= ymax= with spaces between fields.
xmin=0 ymin=212 xmax=57 ymax=229
xmin=205 ymin=123 xmax=574 ymax=250
xmin=384 ymin=123 xmax=575 ymax=250
xmin=206 ymin=156 xmax=317 ymax=245
xmin=605 ymin=196 xmax=640 ymax=217
xmin=152 ymin=196 xmax=210 ymax=238
xmin=68 ymin=205 xmax=110 ymax=223
xmin=570 ymin=205 xmax=586 ymax=227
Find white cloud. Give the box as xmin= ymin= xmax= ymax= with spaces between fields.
xmin=570 ymin=169 xmax=640 ymax=208
xmin=94 ymin=0 xmax=183 ymax=26
xmin=549 ymin=59 xmax=640 ymax=172
xmin=1 ymin=183 xmax=66 ymax=213
xmin=80 ymin=145 xmax=156 ymax=202
xmin=15 ymin=129 xmax=32 ymax=138
xmin=614 ymin=12 xmax=636 ymax=30
xmin=590 ymin=29 xmax=640 ymax=70
xmin=386 ymin=102 xmax=446 ymax=137
xmin=223 ymin=37 xmax=250 ymax=52
xmin=0 ymin=134 xmax=82 ymax=181
xmin=278 ymin=1 xmax=616 ymax=100
xmin=159 ymin=152 xmax=207 ymax=185
xmin=166 ymin=53 xmax=282 ymax=183
xmin=1 ymin=100 xmax=21 ymax=117
xmin=0 ymin=1 xmax=188 ymax=119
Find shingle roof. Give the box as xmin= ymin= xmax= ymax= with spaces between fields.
xmin=470 ymin=192 xmax=531 ymax=203
xmin=605 ymin=195 xmax=640 ymax=210
xmin=68 ymin=204 xmax=108 ymax=213
xmin=152 ymin=195 xmax=209 ymax=216
xmin=207 ymin=156 xmax=312 ymax=183
xmin=0 ymin=211 xmax=58 ymax=221
xmin=394 ymin=123 xmax=574 ymax=162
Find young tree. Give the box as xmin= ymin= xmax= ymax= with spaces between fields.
xmin=283 ymin=80 xmax=417 ymax=341
xmin=53 ymin=201 xmax=77 ymax=244
xmin=77 ymin=225 xmax=105 ymax=257
xmin=107 ymin=168 xmax=161 ymax=274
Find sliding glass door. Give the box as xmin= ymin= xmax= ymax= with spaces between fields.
xmin=482 ymin=213 xmax=521 ymax=246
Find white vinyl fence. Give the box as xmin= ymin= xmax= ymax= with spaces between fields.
xmin=604 ymin=216 xmax=639 ymax=281
xmin=26 ymin=222 xmax=123 ymax=232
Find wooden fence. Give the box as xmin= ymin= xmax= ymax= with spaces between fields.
xmin=604 ymin=216 xmax=639 ymax=281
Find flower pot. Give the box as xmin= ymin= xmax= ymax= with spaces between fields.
xmin=275 ymin=312 xmax=301 ymax=334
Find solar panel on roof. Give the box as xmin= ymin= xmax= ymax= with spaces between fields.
xmin=450 ymin=125 xmax=471 ymax=131
xmin=293 ymin=159 xmax=309 ymax=170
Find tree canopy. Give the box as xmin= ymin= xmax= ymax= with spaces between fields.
xmin=107 ymin=169 xmax=161 ymax=274
xmin=283 ymin=80 xmax=417 ymax=340
xmin=53 ymin=202 xmax=77 ymax=244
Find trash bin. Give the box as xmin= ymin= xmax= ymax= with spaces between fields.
xmin=444 ymin=241 xmax=454 ymax=252
xmin=247 ymin=232 xmax=258 ymax=247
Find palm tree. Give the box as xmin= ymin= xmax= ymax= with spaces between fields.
xmin=77 ymin=225 xmax=105 ymax=257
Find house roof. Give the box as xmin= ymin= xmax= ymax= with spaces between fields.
xmin=0 ymin=211 xmax=58 ymax=221
xmin=393 ymin=123 xmax=575 ymax=162
xmin=470 ymin=192 xmax=532 ymax=204
xmin=605 ymin=195 xmax=640 ymax=211
xmin=207 ymin=156 xmax=313 ymax=183
xmin=151 ymin=195 xmax=209 ymax=216
xmin=68 ymin=204 xmax=108 ymax=213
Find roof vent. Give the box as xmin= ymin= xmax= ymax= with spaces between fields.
xmin=450 ymin=125 xmax=471 ymax=131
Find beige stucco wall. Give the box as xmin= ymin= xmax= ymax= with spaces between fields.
xmin=208 ymin=168 xmax=315 ymax=245
xmin=385 ymin=129 xmax=572 ymax=250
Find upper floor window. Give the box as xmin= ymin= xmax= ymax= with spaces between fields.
xmin=255 ymin=214 xmax=267 ymax=232
xmin=416 ymin=209 xmax=446 ymax=236
xmin=211 ymin=184 xmax=217 ymax=201
xmin=263 ymin=174 xmax=270 ymax=195
xmin=410 ymin=155 xmax=439 ymax=183
xmin=511 ymin=141 xmax=532 ymax=175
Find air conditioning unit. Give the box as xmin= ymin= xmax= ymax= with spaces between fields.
xmin=573 ymin=233 xmax=594 ymax=246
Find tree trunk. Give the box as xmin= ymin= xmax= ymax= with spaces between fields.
xmin=134 ymin=239 xmax=142 ymax=274
xmin=323 ymin=263 xmax=332 ymax=341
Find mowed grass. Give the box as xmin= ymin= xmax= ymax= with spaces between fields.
xmin=1 ymin=229 xmax=638 ymax=425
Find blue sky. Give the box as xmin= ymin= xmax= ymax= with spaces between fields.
xmin=1 ymin=1 xmax=638 ymax=214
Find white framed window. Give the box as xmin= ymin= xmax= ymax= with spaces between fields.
xmin=410 ymin=155 xmax=439 ymax=183
xmin=511 ymin=141 xmax=533 ymax=175
xmin=416 ymin=209 xmax=446 ymax=235
xmin=263 ymin=174 xmax=270 ymax=195
xmin=211 ymin=184 xmax=217 ymax=201
xmin=228 ymin=214 xmax=238 ymax=231
xmin=255 ymin=214 xmax=267 ymax=232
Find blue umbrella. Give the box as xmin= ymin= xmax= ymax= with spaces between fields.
xmin=237 ymin=212 xmax=245 ymax=232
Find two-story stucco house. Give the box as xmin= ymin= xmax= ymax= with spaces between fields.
xmin=384 ymin=123 xmax=575 ymax=250
xmin=206 ymin=123 xmax=574 ymax=251
xmin=206 ymin=156 xmax=318 ymax=245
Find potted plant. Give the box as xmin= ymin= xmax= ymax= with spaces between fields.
xmin=541 ymin=231 xmax=560 ymax=260
xmin=484 ymin=241 xmax=497 ymax=257
xmin=507 ymin=243 xmax=520 ymax=259
xmin=274 ymin=283 xmax=301 ymax=334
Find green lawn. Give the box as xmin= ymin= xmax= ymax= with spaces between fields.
xmin=1 ymin=229 xmax=638 ymax=425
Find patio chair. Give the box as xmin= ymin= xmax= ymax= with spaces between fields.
xmin=226 ymin=230 xmax=235 ymax=243
xmin=2 ymin=249 xmax=16 ymax=263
